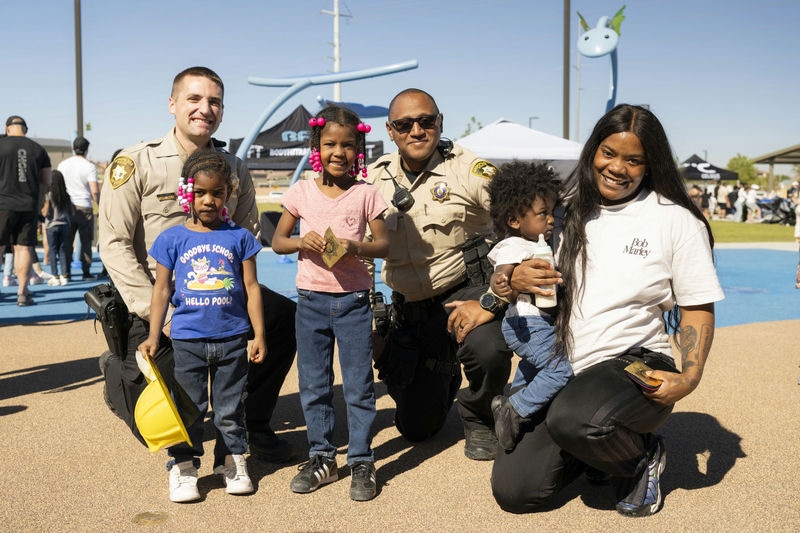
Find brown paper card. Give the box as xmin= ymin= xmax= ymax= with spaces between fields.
xmin=624 ymin=360 xmax=663 ymax=391
xmin=322 ymin=227 xmax=346 ymax=268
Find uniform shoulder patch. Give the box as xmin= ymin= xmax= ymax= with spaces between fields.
xmin=471 ymin=160 xmax=498 ymax=180
xmin=108 ymin=156 xmax=135 ymax=189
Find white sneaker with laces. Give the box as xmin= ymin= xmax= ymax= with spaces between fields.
xmin=38 ymin=271 xmax=53 ymax=280
xmin=169 ymin=461 xmax=200 ymax=503
xmin=214 ymin=454 xmax=254 ymax=495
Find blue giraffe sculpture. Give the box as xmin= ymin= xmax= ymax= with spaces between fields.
xmin=577 ymin=5 xmax=626 ymax=113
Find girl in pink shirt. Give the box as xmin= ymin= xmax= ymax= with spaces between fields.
xmin=272 ymin=105 xmax=388 ymax=501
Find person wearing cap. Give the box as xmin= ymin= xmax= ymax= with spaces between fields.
xmin=0 ymin=115 xmax=51 ymax=306
xmin=745 ymin=183 xmax=761 ymax=222
xmin=57 ymin=136 xmax=99 ymax=280
xmin=98 ymin=67 xmax=297 ymax=500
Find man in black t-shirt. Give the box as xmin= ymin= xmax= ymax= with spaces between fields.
xmin=0 ymin=115 xmax=51 ymax=306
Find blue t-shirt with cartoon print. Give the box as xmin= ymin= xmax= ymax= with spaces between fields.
xmin=149 ymin=224 xmax=262 ymax=340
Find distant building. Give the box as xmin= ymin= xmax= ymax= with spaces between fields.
xmin=31 ymin=137 xmax=72 ymax=168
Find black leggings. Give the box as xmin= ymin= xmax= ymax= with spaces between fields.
xmin=491 ymin=350 xmax=677 ymax=514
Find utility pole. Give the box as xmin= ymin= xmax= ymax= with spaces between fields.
xmin=321 ymin=0 xmax=351 ymax=102
xmin=74 ymin=0 xmax=83 ymax=137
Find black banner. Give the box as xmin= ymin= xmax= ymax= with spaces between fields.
xmin=230 ymin=105 xmax=383 ymax=171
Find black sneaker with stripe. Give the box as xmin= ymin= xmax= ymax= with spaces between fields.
xmin=290 ymin=455 xmax=338 ymax=493
xmin=349 ymin=461 xmax=377 ymax=501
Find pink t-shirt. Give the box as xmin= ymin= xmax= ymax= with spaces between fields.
xmin=282 ymin=178 xmax=387 ymax=292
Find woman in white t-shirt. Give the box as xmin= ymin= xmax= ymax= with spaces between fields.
xmin=491 ymin=104 xmax=724 ymax=517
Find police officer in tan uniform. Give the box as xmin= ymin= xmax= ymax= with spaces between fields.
xmin=98 ymin=66 xmax=296 ymax=465
xmin=368 ymin=88 xmax=511 ymax=460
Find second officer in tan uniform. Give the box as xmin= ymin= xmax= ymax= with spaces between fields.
xmin=98 ymin=66 xmax=296 ymax=473
xmin=368 ymin=88 xmax=511 ymax=460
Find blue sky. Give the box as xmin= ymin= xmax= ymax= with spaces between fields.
xmin=2 ymin=0 xmax=798 ymax=177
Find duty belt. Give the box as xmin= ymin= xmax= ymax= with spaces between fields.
xmin=393 ymin=278 xmax=468 ymax=324
xmin=424 ymin=357 xmax=461 ymax=376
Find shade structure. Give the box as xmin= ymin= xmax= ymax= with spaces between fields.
xmin=456 ymin=118 xmax=583 ymax=177
xmin=681 ymin=154 xmax=738 ymax=181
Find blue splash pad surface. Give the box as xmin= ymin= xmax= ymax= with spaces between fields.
xmin=260 ymin=249 xmax=799 ymax=327
xmin=712 ymin=248 xmax=798 ymax=326
xmin=1 ymin=248 xmax=797 ymax=327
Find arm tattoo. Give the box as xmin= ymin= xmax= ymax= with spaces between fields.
xmin=678 ymin=323 xmax=714 ymax=387
xmin=679 ymin=326 xmax=698 ymax=370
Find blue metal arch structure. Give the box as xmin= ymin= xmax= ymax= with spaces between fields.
xmin=235 ymin=60 xmax=419 ymax=184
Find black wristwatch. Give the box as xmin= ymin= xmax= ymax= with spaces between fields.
xmin=479 ymin=292 xmax=504 ymax=314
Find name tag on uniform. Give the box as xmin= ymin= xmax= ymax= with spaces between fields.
xmin=157 ymin=193 xmax=177 ymax=202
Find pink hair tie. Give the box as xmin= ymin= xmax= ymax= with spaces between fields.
xmin=177 ymin=176 xmax=194 ymax=214
xmin=309 ymin=148 xmax=323 ymax=173
xmin=309 ymin=117 xmax=326 ymax=127
xmin=357 ymin=123 xmax=371 ymax=133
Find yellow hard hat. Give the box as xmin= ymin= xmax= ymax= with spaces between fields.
xmin=134 ymin=354 xmax=193 ymax=453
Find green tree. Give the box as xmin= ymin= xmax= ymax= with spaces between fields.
xmin=727 ymin=154 xmax=758 ymax=184
xmin=458 ymin=116 xmax=482 ymax=139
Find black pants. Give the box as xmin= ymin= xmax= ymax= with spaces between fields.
xmin=386 ymin=284 xmax=511 ymax=442
xmin=491 ymin=349 xmax=677 ymax=514
xmin=101 ymin=285 xmax=296 ymax=450
xmin=67 ymin=208 xmax=94 ymax=278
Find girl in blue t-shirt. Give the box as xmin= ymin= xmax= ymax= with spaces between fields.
xmin=138 ymin=150 xmax=265 ymax=503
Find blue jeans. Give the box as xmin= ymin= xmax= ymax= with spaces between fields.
xmin=296 ymin=289 xmax=376 ymax=465
xmin=45 ymin=224 xmax=70 ymax=277
xmin=168 ymin=334 xmax=249 ymax=466
xmin=502 ymin=313 xmax=572 ymax=418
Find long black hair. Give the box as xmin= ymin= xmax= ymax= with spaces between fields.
xmin=49 ymin=170 xmax=72 ymax=213
xmin=554 ymin=104 xmax=713 ymax=357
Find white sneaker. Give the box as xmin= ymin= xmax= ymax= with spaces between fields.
xmin=28 ymin=273 xmax=43 ymax=285
xmin=3 ymin=276 xmax=17 ymax=287
xmin=59 ymin=275 xmax=68 ymax=286
xmin=169 ymin=461 xmax=200 ymax=503
xmin=38 ymin=271 xmax=53 ymax=280
xmin=47 ymin=277 xmax=61 ymax=286
xmin=214 ymin=454 xmax=254 ymax=495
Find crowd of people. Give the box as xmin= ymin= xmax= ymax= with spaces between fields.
xmin=25 ymin=65 xmax=800 ymax=518
xmin=0 ymin=119 xmax=105 ymax=304
xmin=690 ymin=179 xmax=799 ymax=225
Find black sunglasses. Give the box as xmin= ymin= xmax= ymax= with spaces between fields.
xmin=388 ymin=114 xmax=440 ymax=134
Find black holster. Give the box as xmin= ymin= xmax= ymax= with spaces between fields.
xmin=84 ymin=283 xmax=131 ymax=360
xmin=461 ymin=235 xmax=493 ymax=288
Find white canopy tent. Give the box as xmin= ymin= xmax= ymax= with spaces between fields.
xmin=456 ymin=118 xmax=583 ymax=177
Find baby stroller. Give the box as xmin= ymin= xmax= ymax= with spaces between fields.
xmin=758 ymin=197 xmax=796 ymax=225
